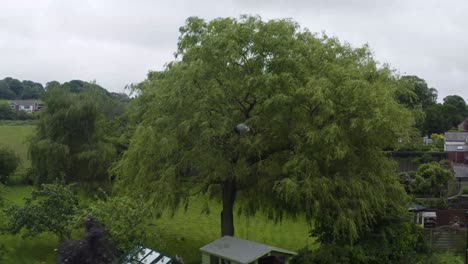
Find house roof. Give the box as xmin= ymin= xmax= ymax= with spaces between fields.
xmin=445 ymin=132 xmax=468 ymax=142
xmin=453 ymin=165 xmax=468 ymax=178
xmin=200 ymin=236 xmax=297 ymax=264
xmin=10 ymin=100 xmax=38 ymax=107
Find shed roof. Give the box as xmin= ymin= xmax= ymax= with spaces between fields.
xmin=423 ymin=212 xmax=437 ymax=218
xmin=200 ymin=236 xmax=297 ymax=264
xmin=445 ymin=132 xmax=468 ymax=142
xmin=408 ymin=203 xmax=427 ymax=212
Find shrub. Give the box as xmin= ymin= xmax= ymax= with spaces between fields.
xmin=77 ymin=194 xmax=159 ymax=252
xmin=418 ymin=252 xmax=463 ymax=264
xmin=2 ymin=180 xmax=79 ymax=240
xmin=293 ymin=220 xmax=428 ymax=264
xmin=8 ymin=164 xmax=34 ymax=185
xmin=0 ymin=146 xmax=20 ymax=184
xmin=461 ymin=186 xmax=468 ymax=195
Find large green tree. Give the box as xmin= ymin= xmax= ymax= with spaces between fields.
xmin=115 ymin=16 xmax=413 ymax=241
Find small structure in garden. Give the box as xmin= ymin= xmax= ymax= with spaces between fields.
xmin=120 ymin=246 xmax=181 ymax=264
xmin=421 ymin=212 xmax=437 ymax=228
xmin=200 ymin=236 xmax=297 ymax=264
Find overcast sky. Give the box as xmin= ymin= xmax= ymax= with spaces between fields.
xmin=0 ymin=0 xmax=466 ymax=100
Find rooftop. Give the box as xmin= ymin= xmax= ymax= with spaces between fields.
xmin=445 ymin=132 xmax=468 ymax=142
xmin=200 ymin=236 xmax=296 ymax=264
xmin=453 ymin=165 xmax=468 ymax=178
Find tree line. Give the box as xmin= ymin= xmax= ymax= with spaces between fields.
xmin=397 ymin=75 xmax=468 ymax=135
xmin=0 ymin=77 xmax=45 ymax=100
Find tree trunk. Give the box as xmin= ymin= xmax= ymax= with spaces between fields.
xmin=221 ymin=180 xmax=237 ymax=237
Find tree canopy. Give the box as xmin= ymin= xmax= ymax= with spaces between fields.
xmin=0 ymin=77 xmax=44 ymax=100
xmin=115 ymin=15 xmax=414 ymax=243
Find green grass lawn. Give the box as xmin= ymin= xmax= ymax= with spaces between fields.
xmin=153 ymin=198 xmax=314 ymax=264
xmin=0 ymin=123 xmax=35 ymax=162
xmin=1 ymin=185 xmax=315 ymax=264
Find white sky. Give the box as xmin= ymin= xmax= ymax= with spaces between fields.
xmin=0 ymin=0 xmax=467 ymax=100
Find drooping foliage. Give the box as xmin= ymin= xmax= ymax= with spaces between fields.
xmin=115 ymin=15 xmax=413 ymax=241
xmin=0 ymin=145 xmax=20 ymax=184
xmin=29 ymin=82 xmax=120 ymax=186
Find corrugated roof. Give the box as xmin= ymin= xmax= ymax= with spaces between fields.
xmin=445 ymin=132 xmax=468 ymax=142
xmin=200 ymin=236 xmax=297 ymax=264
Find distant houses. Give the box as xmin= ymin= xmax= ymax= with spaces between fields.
xmin=9 ymin=100 xmax=42 ymax=113
xmin=444 ymin=132 xmax=468 ymax=192
xmin=444 ymin=132 xmax=468 ymax=164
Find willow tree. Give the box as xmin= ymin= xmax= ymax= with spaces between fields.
xmin=115 ymin=16 xmax=413 ymax=241
xmin=29 ymin=84 xmax=117 ymax=186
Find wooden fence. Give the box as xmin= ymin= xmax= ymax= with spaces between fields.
xmin=426 ymin=225 xmax=466 ymax=253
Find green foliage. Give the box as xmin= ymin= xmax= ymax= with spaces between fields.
xmin=443 ymin=95 xmax=467 ymax=127
xmin=430 ymin=133 xmax=444 ymax=151
xmin=0 ymin=145 xmax=20 ymax=184
xmin=116 ymin=15 xmax=413 ymax=242
xmin=411 ymin=162 xmax=454 ymax=197
xmin=418 ymin=252 xmax=463 ymax=264
xmin=292 ymin=219 xmax=428 ymax=264
xmin=29 ymin=84 xmax=118 ymax=186
xmin=423 ymin=104 xmax=452 ymax=135
xmin=0 ymin=77 xmax=44 ymax=100
xmin=398 ymin=76 xmax=437 ymax=110
xmin=2 ymin=180 xmax=79 ymax=240
xmin=461 ymin=186 xmax=468 ymax=195
xmin=77 ymin=194 xmax=159 ymax=252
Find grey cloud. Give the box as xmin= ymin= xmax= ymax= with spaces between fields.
xmin=0 ymin=0 xmax=467 ymax=100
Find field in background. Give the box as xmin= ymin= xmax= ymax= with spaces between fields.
xmin=0 ymin=122 xmax=35 ymax=162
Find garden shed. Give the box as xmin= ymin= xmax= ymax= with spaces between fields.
xmin=200 ymin=236 xmax=297 ymax=264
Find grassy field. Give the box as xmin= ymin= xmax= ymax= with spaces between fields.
xmin=0 ymin=122 xmax=35 ymax=162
